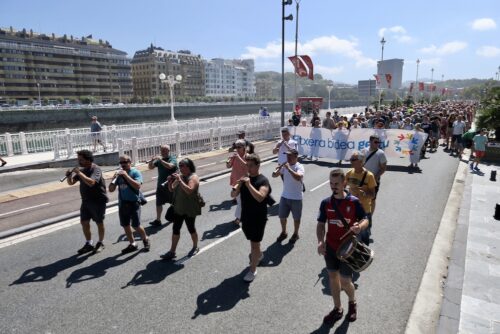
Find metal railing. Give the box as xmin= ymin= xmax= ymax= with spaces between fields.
xmin=1 ymin=106 xmax=365 ymax=158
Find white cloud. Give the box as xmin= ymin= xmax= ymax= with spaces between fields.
xmin=419 ymin=41 xmax=467 ymax=55
xmin=378 ymin=25 xmax=413 ymax=44
xmin=315 ymin=65 xmax=344 ymax=76
xmin=471 ymin=18 xmax=497 ymax=31
xmin=241 ymin=35 xmax=376 ymax=69
xmin=476 ymin=46 xmax=500 ymax=57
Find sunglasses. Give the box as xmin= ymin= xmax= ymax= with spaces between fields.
xmin=373 ymin=141 xmax=380 ymax=144
xmin=350 ymin=158 xmax=359 ymax=162
xmin=119 ymin=161 xmax=129 ymax=164
xmin=235 ymin=146 xmax=244 ymax=148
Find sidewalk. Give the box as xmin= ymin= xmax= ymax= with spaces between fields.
xmin=438 ymin=162 xmax=500 ymax=333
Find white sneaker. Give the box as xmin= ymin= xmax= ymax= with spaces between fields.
xmin=243 ymin=270 xmax=257 ymax=283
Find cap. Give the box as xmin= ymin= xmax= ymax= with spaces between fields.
xmin=91 ymin=116 xmax=97 ymax=120
xmin=285 ymin=149 xmax=299 ymax=155
xmin=237 ymin=130 xmax=245 ymax=135
xmin=281 ymin=127 xmax=290 ymax=133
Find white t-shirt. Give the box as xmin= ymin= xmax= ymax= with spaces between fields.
xmin=452 ymin=121 xmax=465 ymax=135
xmin=361 ymin=148 xmax=387 ymax=179
xmin=281 ymin=162 xmax=304 ymax=200
xmin=277 ymin=139 xmax=298 ymax=164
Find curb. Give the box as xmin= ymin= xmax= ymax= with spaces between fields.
xmin=0 ymin=154 xmax=277 ymax=240
xmin=405 ymin=161 xmax=469 ymax=333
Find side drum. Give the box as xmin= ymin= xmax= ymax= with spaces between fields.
xmin=336 ymin=236 xmax=374 ymax=272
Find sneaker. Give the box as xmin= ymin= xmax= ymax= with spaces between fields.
xmin=143 ymin=238 xmax=151 ymax=252
xmin=348 ymin=301 xmax=357 ymax=322
xmin=470 ymin=162 xmax=474 ymax=170
xmin=188 ymin=247 xmax=200 ymax=257
xmin=289 ymin=234 xmax=299 ymax=244
xmin=248 ymin=252 xmax=264 ymax=265
xmin=149 ymin=219 xmax=162 ymax=227
xmin=160 ymin=251 xmax=176 ymax=261
xmin=474 ymin=166 xmax=480 ymax=171
xmin=276 ymin=232 xmax=288 ymax=243
xmin=243 ymin=270 xmax=257 ymax=283
xmin=121 ymin=243 xmax=138 ymax=254
xmin=323 ymin=307 xmax=343 ymax=324
xmin=1 ymin=161 xmax=6 ymax=167
xmin=92 ymin=241 xmax=105 ymax=254
xmin=77 ymin=243 xmax=94 ymax=255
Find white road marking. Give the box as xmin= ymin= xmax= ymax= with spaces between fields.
xmin=175 ymin=228 xmax=242 ymax=265
xmin=198 ymin=162 xmax=216 ymax=168
xmin=309 ymin=180 xmax=329 ymax=192
xmin=0 ymin=203 xmax=51 ymax=218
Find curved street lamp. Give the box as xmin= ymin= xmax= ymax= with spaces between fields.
xmin=159 ymin=73 xmax=183 ymax=122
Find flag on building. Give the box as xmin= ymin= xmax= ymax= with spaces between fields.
xmin=373 ymin=74 xmax=380 ymax=86
xmin=418 ymin=82 xmax=425 ymax=91
xmin=385 ymin=74 xmax=392 ymax=88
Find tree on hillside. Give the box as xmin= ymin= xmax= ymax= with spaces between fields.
xmin=476 ymin=85 xmax=500 ymax=139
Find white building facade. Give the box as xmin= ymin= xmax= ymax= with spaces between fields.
xmin=205 ymin=58 xmax=256 ymax=98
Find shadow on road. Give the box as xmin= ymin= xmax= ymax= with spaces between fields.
xmin=122 ymin=260 xmax=185 ymax=288
xmin=191 ymin=269 xmax=249 ymax=319
xmin=112 ymin=223 xmax=169 ymax=244
xmin=316 ymin=268 xmax=359 ymax=296
xmin=65 ymin=251 xmax=140 ymax=288
xmin=10 ymin=253 xmax=91 ymax=285
xmin=310 ymin=317 xmax=350 ymax=334
xmin=208 ymin=199 xmax=234 ymax=212
xmin=201 ymin=221 xmax=240 ymax=241
xmin=260 ymin=242 xmax=294 ymax=267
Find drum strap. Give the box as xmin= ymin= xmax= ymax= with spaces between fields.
xmin=330 ymin=196 xmax=351 ymax=232
xmin=359 ymin=171 xmax=367 ymax=187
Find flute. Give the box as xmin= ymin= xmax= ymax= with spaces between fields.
xmin=60 ymin=168 xmax=81 ymax=182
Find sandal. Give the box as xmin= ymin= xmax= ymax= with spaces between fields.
xmin=160 ymin=251 xmax=176 ymax=261
xmin=348 ymin=301 xmax=357 ymax=322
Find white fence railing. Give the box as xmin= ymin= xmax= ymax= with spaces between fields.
xmin=1 ymin=106 xmax=365 ymax=158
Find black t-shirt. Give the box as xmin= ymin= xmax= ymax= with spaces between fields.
xmin=240 ymin=174 xmax=270 ymax=223
xmin=74 ymin=163 xmax=108 ymax=203
xmin=421 ymin=122 xmax=431 ymax=133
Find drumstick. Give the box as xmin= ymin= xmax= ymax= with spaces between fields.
xmin=340 ymin=230 xmax=352 ymax=241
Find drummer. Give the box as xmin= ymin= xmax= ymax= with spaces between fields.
xmin=316 ymin=169 xmax=369 ymax=325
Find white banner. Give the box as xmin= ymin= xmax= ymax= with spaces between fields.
xmin=288 ymin=127 xmax=428 ymax=160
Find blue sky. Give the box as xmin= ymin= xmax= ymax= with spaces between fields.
xmin=1 ymin=0 xmax=499 ymax=84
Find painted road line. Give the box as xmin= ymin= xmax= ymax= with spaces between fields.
xmin=309 ymin=180 xmax=329 ymax=192
xmin=0 ymin=203 xmax=50 ymax=218
xmin=198 ymin=162 xmax=217 ymax=168
xmin=175 ymin=228 xmax=242 ymax=265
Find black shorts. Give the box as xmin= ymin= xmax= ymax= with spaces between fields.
xmin=119 ymin=201 xmax=141 ymax=228
xmin=241 ymin=218 xmax=267 ymax=242
xmin=324 ymin=243 xmax=353 ymax=278
xmin=80 ymin=201 xmax=106 ymax=223
xmin=156 ymin=186 xmax=173 ymax=206
xmin=451 ymin=135 xmax=462 ymax=144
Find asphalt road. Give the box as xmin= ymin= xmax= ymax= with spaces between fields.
xmin=0 ymin=147 xmax=459 ymax=334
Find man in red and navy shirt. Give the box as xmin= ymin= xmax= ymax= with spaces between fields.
xmin=317 ymin=169 xmax=369 ymax=325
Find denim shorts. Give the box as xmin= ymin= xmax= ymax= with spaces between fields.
xmin=119 ymin=201 xmax=141 ymax=228
xmin=278 ymin=197 xmax=303 ymax=220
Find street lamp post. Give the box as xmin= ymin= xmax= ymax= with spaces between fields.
xmin=118 ymin=84 xmax=122 ymax=103
xmin=430 ymin=68 xmax=434 ymax=101
xmin=326 ymin=84 xmax=333 ymax=110
xmin=415 ymin=59 xmax=420 ymax=101
xmin=281 ymin=0 xmax=293 ymax=127
xmin=378 ymin=37 xmax=386 ymax=110
xmin=159 ymin=73 xmax=182 ymax=122
xmin=36 ymin=82 xmax=41 ymax=106
xmin=380 ymin=37 xmax=386 ymax=61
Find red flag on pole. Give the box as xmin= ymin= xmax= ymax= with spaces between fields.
xmin=373 ymin=74 xmax=380 ymax=86
xmin=288 ymin=56 xmax=308 ymax=77
xmin=300 ymin=55 xmax=314 ymax=80
xmin=441 ymin=88 xmax=447 ymax=96
xmin=409 ymin=82 xmax=414 ymax=93
xmin=385 ymin=74 xmax=392 ymax=89
xmin=418 ymin=82 xmax=425 ymax=91
xmin=431 ymin=84 xmax=437 ymax=92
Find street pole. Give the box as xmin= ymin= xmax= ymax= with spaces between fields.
xmin=293 ymin=0 xmax=300 ymax=115
xmin=159 ymin=73 xmax=182 ymax=122
xmin=326 ymin=85 xmax=333 ymax=110
xmin=378 ymin=37 xmax=386 ymax=110
xmin=416 ymin=59 xmax=420 ymax=102
xmin=119 ymin=84 xmax=122 ymax=103
xmin=281 ymin=0 xmax=293 ymax=127
xmin=430 ymin=68 xmax=434 ymax=102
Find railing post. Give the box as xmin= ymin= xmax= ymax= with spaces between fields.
xmin=175 ymin=132 xmax=182 ymax=157
xmin=65 ymin=128 xmax=73 ymax=158
xmin=102 ymin=125 xmax=108 ymax=151
xmin=19 ymin=132 xmax=28 ymax=154
xmin=117 ymin=138 xmax=124 ymax=157
xmin=217 ymin=127 xmax=222 ymax=150
xmin=5 ymin=133 xmax=14 ymax=156
xmin=209 ymin=128 xmax=214 ymax=150
xmin=111 ymin=125 xmax=117 ymax=152
xmin=53 ymin=134 xmax=60 ymax=160
xmin=131 ymin=137 xmax=138 ymax=165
